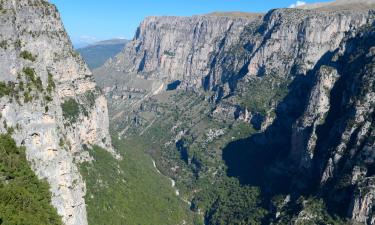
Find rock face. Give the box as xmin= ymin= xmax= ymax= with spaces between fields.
xmin=0 ymin=1 xmax=116 ymax=224
xmin=99 ymin=6 xmax=372 ymax=92
xmin=98 ymin=14 xmax=262 ymax=90
xmin=95 ymin=1 xmax=375 ymax=224
xmin=291 ymin=25 xmax=375 ymax=224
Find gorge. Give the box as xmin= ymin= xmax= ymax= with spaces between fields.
xmin=1 ymin=0 xmax=375 ymax=224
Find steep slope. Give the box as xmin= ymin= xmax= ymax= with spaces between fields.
xmin=289 ymin=23 xmax=375 ymax=224
xmin=94 ymin=1 xmax=375 ymax=224
xmin=0 ymin=1 xmax=117 ymax=224
xmin=0 ymin=133 xmax=62 ymax=225
xmin=95 ymin=14 xmax=262 ymax=90
xmin=298 ymin=0 xmax=375 ymax=10
xmin=77 ymin=39 xmax=128 ymax=70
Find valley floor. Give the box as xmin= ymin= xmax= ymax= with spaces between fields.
xmin=80 ymin=133 xmax=198 ymax=225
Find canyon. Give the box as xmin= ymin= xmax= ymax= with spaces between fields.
xmin=94 ymin=0 xmax=375 ymax=224
xmin=1 ymin=0 xmax=375 ymax=224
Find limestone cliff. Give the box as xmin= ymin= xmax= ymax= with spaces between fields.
xmin=94 ymin=0 xmax=375 ymax=224
xmin=290 ymin=24 xmax=375 ymax=224
xmin=0 ymin=1 xmax=116 ymax=224
xmin=96 ymin=14 xmax=262 ymax=90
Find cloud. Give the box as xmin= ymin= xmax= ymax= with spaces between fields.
xmin=289 ymin=1 xmax=307 ymax=8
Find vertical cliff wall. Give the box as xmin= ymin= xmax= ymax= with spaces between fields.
xmin=98 ymin=14 xmax=263 ymax=90
xmin=95 ymin=1 xmax=375 ymax=224
xmin=0 ymin=1 xmax=117 ymax=224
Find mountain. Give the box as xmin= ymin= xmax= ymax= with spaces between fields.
xmin=94 ymin=0 xmax=375 ymax=224
xmin=297 ymin=0 xmax=375 ymax=10
xmin=0 ymin=1 xmax=117 ymax=224
xmin=77 ymin=39 xmax=128 ymax=70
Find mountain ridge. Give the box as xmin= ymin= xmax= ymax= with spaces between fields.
xmin=77 ymin=39 xmax=128 ymax=69
xmin=94 ymin=4 xmax=375 ymax=224
xmin=0 ymin=0 xmax=118 ymax=224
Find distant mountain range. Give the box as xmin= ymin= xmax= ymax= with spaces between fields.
xmin=77 ymin=39 xmax=128 ymax=69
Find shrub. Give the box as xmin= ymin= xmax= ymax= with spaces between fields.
xmin=163 ymin=50 xmax=176 ymax=57
xmin=20 ymin=51 xmax=36 ymax=62
xmin=23 ymin=67 xmax=36 ymax=83
xmin=23 ymin=91 xmax=33 ymax=103
xmin=84 ymin=91 xmax=96 ymax=108
xmin=46 ymin=72 xmax=56 ymax=94
xmin=35 ymin=76 xmax=43 ymax=91
xmin=45 ymin=95 xmax=53 ymax=102
xmin=14 ymin=40 xmax=22 ymax=49
xmin=0 ymin=81 xmax=11 ymax=97
xmin=58 ymin=138 xmax=65 ymax=147
xmin=61 ymin=98 xmax=80 ymax=123
xmin=22 ymin=67 xmax=44 ymax=93
xmin=0 ymin=40 xmax=7 ymax=49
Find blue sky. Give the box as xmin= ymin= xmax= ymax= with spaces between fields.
xmin=50 ymin=0 xmax=330 ymax=47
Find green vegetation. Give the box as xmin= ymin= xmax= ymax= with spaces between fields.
xmin=58 ymin=138 xmax=65 ymax=148
xmin=44 ymin=72 xmax=56 ymax=102
xmin=163 ymin=50 xmax=176 ymax=57
xmin=23 ymin=67 xmax=36 ymax=84
xmin=23 ymin=91 xmax=33 ymax=103
xmin=20 ymin=51 xmax=36 ymax=62
xmin=0 ymin=40 xmax=7 ymax=49
xmin=83 ymin=91 xmax=96 ymax=109
xmin=80 ymin=135 xmax=193 ymax=225
xmin=274 ymin=197 xmax=348 ymax=225
xmin=192 ymin=178 xmax=266 ymax=225
xmin=0 ymin=1 xmax=4 ymax=14
xmin=46 ymin=72 xmax=56 ymax=94
xmin=109 ymin=80 xmax=349 ymax=225
xmin=14 ymin=40 xmax=21 ymax=49
xmin=12 ymin=67 xmax=46 ymax=103
xmin=0 ymin=133 xmax=62 ymax=225
xmin=111 ymin=90 xmax=266 ymax=224
xmin=0 ymin=81 xmax=15 ymax=98
xmin=237 ymin=74 xmax=291 ymax=116
xmin=61 ymin=98 xmax=80 ymax=123
xmin=61 ymin=92 xmax=98 ymax=124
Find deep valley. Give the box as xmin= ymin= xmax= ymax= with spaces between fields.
xmin=1 ymin=0 xmax=375 ymax=224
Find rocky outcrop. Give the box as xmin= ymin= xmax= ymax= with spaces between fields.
xmin=0 ymin=1 xmax=116 ymax=224
xmin=97 ymin=14 xmax=262 ymax=90
xmin=95 ymin=0 xmax=375 ymax=224
xmin=290 ymin=25 xmax=375 ymax=224
xmin=99 ymin=5 xmax=373 ymax=93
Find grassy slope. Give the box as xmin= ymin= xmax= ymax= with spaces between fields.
xmin=120 ymin=90 xmax=266 ymax=224
xmin=80 ymin=134 xmax=193 ymax=225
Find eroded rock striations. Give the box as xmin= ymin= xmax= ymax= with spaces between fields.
xmin=95 ymin=0 xmax=375 ymax=223
xmin=99 ymin=14 xmax=262 ymax=90
xmin=290 ymin=24 xmax=375 ymax=224
xmin=0 ymin=1 xmax=117 ymax=224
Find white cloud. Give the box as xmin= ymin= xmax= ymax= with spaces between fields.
xmin=289 ymin=1 xmax=307 ymax=8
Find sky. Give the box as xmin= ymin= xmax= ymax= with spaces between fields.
xmin=50 ymin=0 xmax=331 ymax=48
